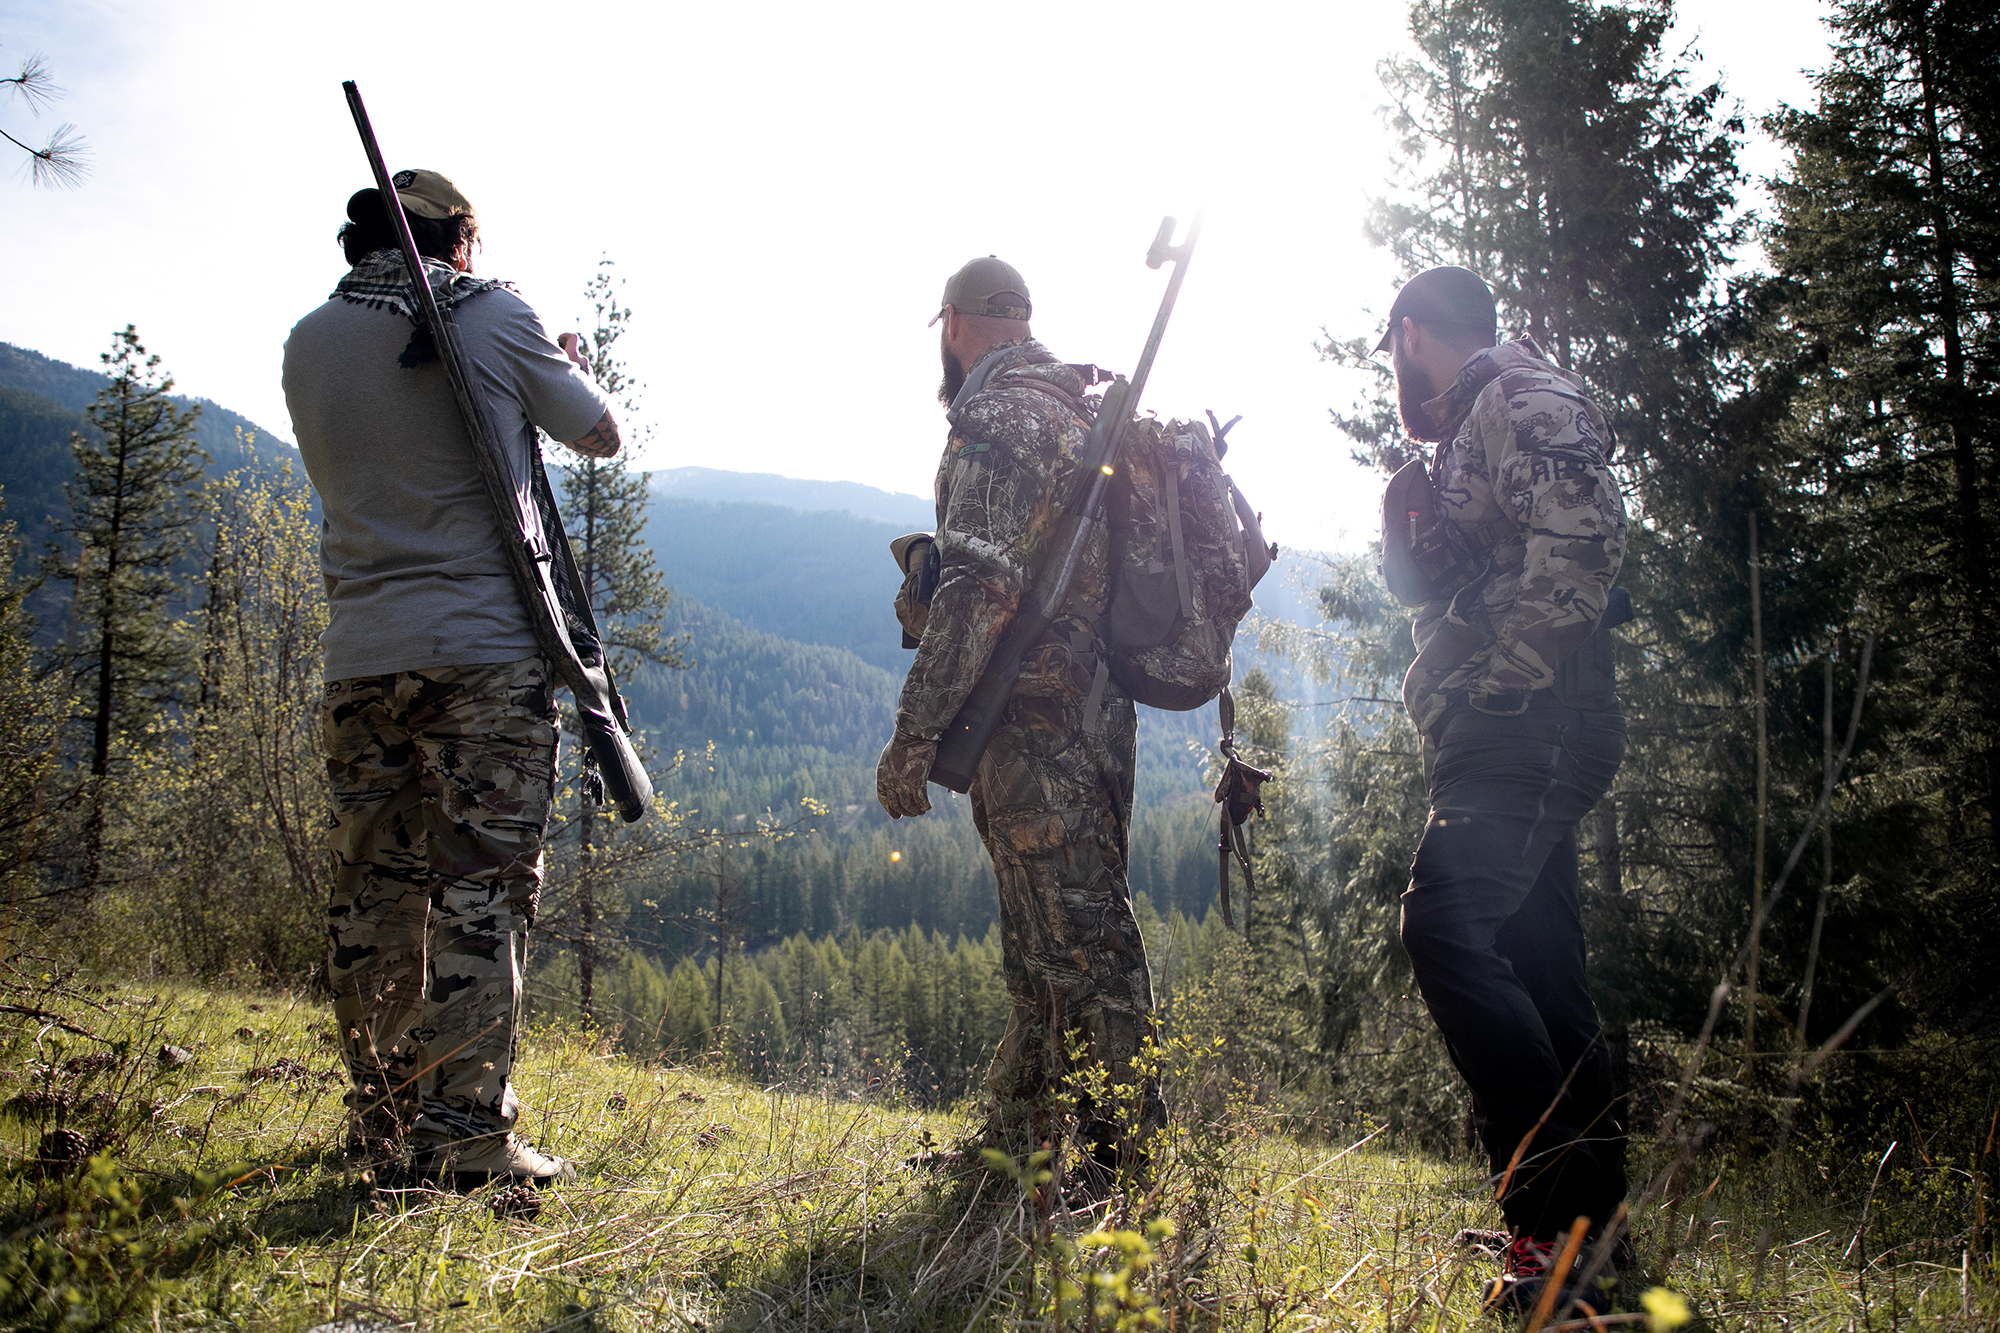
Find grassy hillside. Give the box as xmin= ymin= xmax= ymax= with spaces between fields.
xmin=0 ymin=968 xmax=1986 ymax=1331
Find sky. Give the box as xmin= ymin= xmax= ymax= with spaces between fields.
xmin=2 ymin=0 xmax=1831 ymax=554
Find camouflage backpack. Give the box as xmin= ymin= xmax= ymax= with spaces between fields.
xmin=1097 ymin=413 xmax=1276 ymax=711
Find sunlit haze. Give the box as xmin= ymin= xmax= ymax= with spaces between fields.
xmin=3 ymin=0 xmax=1827 ymax=554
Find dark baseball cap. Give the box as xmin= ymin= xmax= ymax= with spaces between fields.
xmin=1374 ymin=265 xmax=1496 ymax=352
xmin=930 ymin=255 xmax=1031 ymax=326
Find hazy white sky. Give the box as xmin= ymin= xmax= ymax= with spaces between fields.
xmin=2 ymin=0 xmax=1828 ymax=553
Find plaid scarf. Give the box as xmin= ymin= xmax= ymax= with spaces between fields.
xmin=333 ymin=249 xmax=513 ymax=368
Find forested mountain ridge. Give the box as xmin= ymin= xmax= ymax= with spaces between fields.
xmin=0 ymin=341 xmax=301 ymax=556
xmin=651 ymin=466 xmax=932 ymax=528
xmin=643 ymin=496 xmax=914 ymax=672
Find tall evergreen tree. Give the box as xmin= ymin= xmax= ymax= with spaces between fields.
xmin=557 ymin=260 xmax=685 ymax=1024
xmin=45 ymin=326 xmax=206 ymax=896
xmin=1360 ymin=0 xmax=1744 ymax=469
xmin=1753 ymin=0 xmax=2000 ymax=1035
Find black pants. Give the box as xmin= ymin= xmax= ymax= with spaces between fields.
xmin=1400 ymin=691 xmax=1627 ymax=1239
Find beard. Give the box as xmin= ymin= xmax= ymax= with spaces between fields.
xmin=1398 ymin=372 xmax=1445 ymax=442
xmin=1393 ymin=345 xmax=1445 ymax=442
xmin=938 ymin=346 xmax=967 ymax=408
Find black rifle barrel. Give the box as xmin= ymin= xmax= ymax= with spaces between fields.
xmin=340 ymin=80 xmax=652 ymax=822
xmin=927 ymin=214 xmax=1203 ymax=793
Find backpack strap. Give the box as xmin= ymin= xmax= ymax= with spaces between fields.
xmin=1163 ymin=431 xmax=1196 ymax=620
xmin=1068 ymin=627 xmax=1111 ymax=736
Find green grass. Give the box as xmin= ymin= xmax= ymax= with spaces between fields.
xmin=0 ymin=973 xmax=1992 ymax=1331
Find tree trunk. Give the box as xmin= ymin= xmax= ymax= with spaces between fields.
xmin=1915 ymin=16 xmax=2000 ymax=846
xmin=81 ymin=424 xmax=131 ymax=901
xmin=1745 ymin=511 xmax=1768 ymax=1077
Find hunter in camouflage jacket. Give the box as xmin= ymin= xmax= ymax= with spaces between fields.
xmin=892 ymin=340 xmax=1112 ymax=741
xmin=887 ymin=337 xmax=1165 ymax=1153
xmin=1403 ymin=338 xmax=1628 ymax=735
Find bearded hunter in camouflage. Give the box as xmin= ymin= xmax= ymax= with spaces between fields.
xmin=1401 ymin=338 xmax=1628 ymax=734
xmin=879 ymin=337 xmax=1167 ymax=1155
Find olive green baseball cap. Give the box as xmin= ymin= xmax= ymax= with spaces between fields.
xmin=929 ymin=255 xmax=1031 ymax=326
xmin=345 ymin=168 xmax=476 ymax=228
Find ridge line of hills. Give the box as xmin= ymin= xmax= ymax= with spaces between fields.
xmin=0 ymin=338 xmax=1328 ymax=941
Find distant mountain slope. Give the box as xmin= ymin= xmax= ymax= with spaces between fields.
xmin=0 ymin=342 xmax=295 ymax=454
xmin=652 ymin=467 xmax=931 ymax=528
xmin=0 ymin=342 xmax=302 ymax=552
xmin=642 ymin=495 xmax=910 ymax=672
xmin=630 ymin=596 xmax=902 ymax=811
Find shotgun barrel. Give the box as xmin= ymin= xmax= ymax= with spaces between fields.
xmin=928 ymin=214 xmax=1203 ymax=793
xmin=340 ymin=80 xmax=652 ymax=822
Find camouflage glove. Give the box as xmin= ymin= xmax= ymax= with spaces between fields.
xmin=876 ymin=732 xmax=936 ymax=819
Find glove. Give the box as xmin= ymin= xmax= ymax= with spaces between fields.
xmin=876 ymin=732 xmax=936 ymax=818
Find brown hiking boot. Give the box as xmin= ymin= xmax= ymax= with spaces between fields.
xmin=410 ymin=1134 xmax=575 ymax=1189
xmin=408 ymin=1122 xmax=575 ymax=1190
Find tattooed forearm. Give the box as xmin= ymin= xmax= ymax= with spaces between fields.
xmin=564 ymin=408 xmax=621 ymax=459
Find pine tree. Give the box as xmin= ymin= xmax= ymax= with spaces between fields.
xmin=558 ymin=260 xmax=686 ymax=1025
xmin=45 ymin=326 xmax=206 ymax=898
xmin=1359 ymin=0 xmax=1743 ymax=468
xmin=1751 ymin=0 xmax=2000 ymax=1036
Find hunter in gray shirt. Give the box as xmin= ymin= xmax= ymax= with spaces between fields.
xmin=283 ymin=266 xmax=609 ymax=679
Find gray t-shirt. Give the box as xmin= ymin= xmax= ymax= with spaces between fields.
xmin=283 ymin=285 xmax=608 ymax=680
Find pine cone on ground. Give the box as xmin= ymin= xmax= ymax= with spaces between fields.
xmin=605 ymin=1092 xmax=628 ymax=1112
xmin=35 ymin=1128 xmax=90 ymax=1177
xmin=490 ymin=1183 xmax=542 ymax=1220
xmin=6 ymin=1089 xmax=75 ymax=1121
xmin=62 ymin=1052 xmax=119 ymax=1078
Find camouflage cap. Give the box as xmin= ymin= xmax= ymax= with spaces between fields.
xmin=930 ymin=255 xmax=1031 ymax=326
xmin=346 ymin=168 xmax=476 ymax=227
xmin=1375 ymin=265 xmax=1496 ymax=352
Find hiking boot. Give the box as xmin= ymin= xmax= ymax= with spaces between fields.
xmin=408 ymin=1131 xmax=576 ymax=1190
xmin=1482 ymin=1232 xmax=1631 ymax=1317
xmin=1481 ymin=1233 xmax=1565 ymax=1314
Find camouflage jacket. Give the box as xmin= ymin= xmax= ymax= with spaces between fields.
xmin=1404 ymin=338 xmax=1628 ymax=734
xmin=893 ymin=340 xmax=1110 ymax=742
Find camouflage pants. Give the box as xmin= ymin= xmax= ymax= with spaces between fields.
xmin=323 ymin=657 xmax=557 ymax=1142
xmin=971 ymin=685 xmax=1165 ymax=1145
